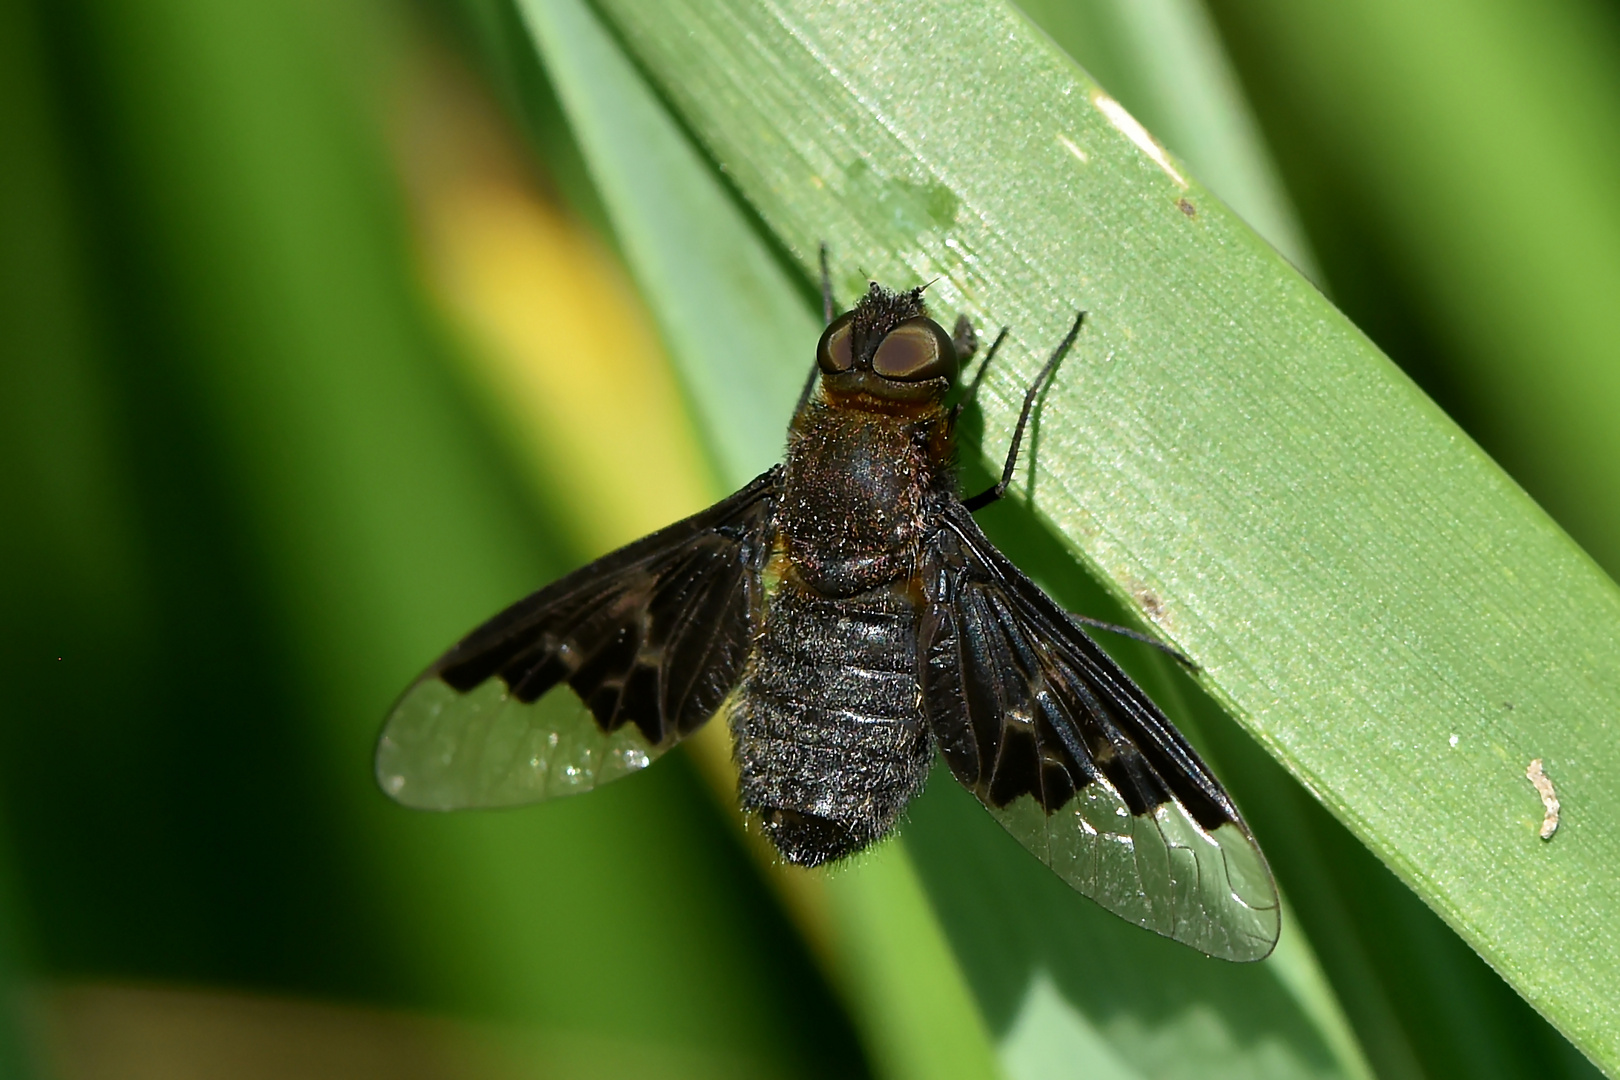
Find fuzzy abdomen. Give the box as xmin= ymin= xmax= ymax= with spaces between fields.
xmin=731 ymin=581 xmax=933 ymax=865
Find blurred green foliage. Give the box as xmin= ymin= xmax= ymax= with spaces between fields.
xmin=3 ymin=0 xmax=1619 ymax=1077
xmin=0 ymin=0 xmax=860 ymax=1076
xmin=1208 ymin=0 xmax=1620 ymax=578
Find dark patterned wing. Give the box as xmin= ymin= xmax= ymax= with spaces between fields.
xmin=919 ymin=500 xmax=1280 ymax=961
xmin=376 ymin=467 xmax=780 ymax=810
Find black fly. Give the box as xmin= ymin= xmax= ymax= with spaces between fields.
xmin=376 ymin=262 xmax=1280 ymax=961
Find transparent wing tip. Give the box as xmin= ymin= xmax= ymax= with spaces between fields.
xmin=374 ymin=676 xmax=662 ymax=811
xmin=992 ymin=783 xmax=1281 ymax=962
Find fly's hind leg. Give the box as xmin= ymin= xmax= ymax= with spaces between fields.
xmin=1069 ymin=614 xmax=1197 ymax=670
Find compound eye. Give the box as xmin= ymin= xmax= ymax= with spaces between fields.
xmin=817 ymin=312 xmax=855 ymax=374
xmin=872 ymin=318 xmax=956 ymax=381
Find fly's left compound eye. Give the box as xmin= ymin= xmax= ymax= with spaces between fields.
xmin=871 ymin=317 xmax=957 ymax=382
xmin=817 ymin=312 xmax=856 ymax=374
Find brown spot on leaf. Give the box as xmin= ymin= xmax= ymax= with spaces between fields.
xmin=1134 ymin=588 xmax=1166 ymax=622
xmin=1177 ymin=198 xmax=1197 ymax=217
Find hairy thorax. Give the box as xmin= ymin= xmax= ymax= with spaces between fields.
xmin=777 ymin=396 xmax=953 ymax=597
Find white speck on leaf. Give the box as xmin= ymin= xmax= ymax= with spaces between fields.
xmin=1526 ymin=758 xmax=1560 ymax=840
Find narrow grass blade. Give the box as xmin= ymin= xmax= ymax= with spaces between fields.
xmin=1011 ymin=4 xmax=1597 ymax=1076
xmin=514 ymin=0 xmax=811 ymax=488
xmin=1204 ymin=0 xmax=1620 ymax=584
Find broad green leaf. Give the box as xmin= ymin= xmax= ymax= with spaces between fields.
xmin=586 ymin=0 xmax=1620 ymax=1072
xmin=1015 ymin=5 xmax=1598 ymax=1078
xmin=509 ymin=0 xmax=1370 ymax=1077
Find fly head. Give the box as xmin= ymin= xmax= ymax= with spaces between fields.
xmin=817 ymin=282 xmax=957 ymax=405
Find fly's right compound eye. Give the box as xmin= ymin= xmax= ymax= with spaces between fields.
xmin=871 ymin=317 xmax=956 ymax=382
xmin=817 ymin=312 xmax=856 ymax=374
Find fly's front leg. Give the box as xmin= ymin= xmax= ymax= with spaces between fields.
xmin=949 ymin=325 xmax=1009 ymax=433
xmin=962 ymin=310 xmax=1085 ymax=512
xmin=797 ymin=244 xmax=840 ymax=414
xmin=951 ymin=316 xmax=978 ymax=368
xmin=820 ymin=242 xmax=837 ymax=325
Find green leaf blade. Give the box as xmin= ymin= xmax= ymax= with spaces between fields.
xmin=595 ymin=0 xmax=1620 ymax=1069
xmin=507 ymin=0 xmax=1382 ymax=1074
xmin=1014 ymin=0 xmax=1317 ymax=278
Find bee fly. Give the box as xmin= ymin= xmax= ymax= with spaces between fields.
xmin=377 ymin=259 xmax=1280 ymax=961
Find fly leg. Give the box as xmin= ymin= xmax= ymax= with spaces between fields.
xmin=820 ymin=242 xmax=837 ymax=324
xmin=962 ymin=310 xmax=1085 ymax=511
xmin=949 ymin=324 xmax=1008 ymax=432
xmin=1069 ymin=614 xmax=1197 ymax=669
xmin=796 ymin=244 xmax=840 ymax=414
xmin=958 ymin=309 xmax=1187 ymax=666
xmin=951 ymin=316 xmax=980 ymax=368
